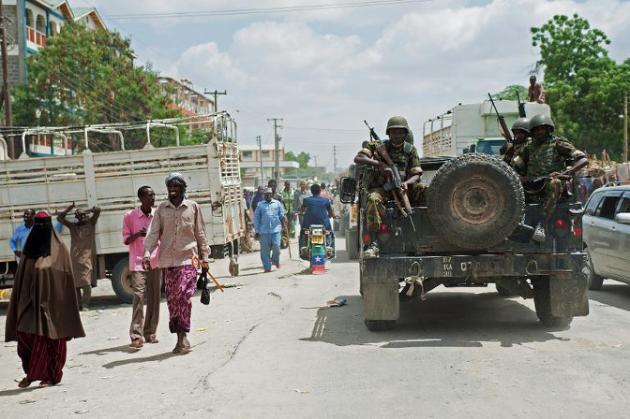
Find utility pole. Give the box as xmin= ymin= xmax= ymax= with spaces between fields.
xmin=204 ymin=89 xmax=227 ymax=112
xmin=333 ymin=145 xmax=337 ymax=173
xmin=624 ymin=93 xmax=628 ymax=163
xmin=256 ymin=135 xmax=264 ymax=185
xmin=0 ymin=0 xmax=14 ymax=158
xmin=313 ymin=155 xmax=319 ymax=168
xmin=267 ymin=117 xmax=283 ymax=185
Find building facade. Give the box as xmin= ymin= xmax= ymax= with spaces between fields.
xmin=0 ymin=0 xmax=106 ymax=87
xmin=157 ymin=77 xmax=214 ymax=129
xmin=239 ymin=144 xmax=300 ymax=187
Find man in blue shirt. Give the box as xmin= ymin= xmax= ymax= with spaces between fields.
xmin=300 ymin=184 xmax=336 ymax=252
xmin=9 ymin=209 xmax=35 ymax=263
xmin=254 ymin=188 xmax=287 ymax=272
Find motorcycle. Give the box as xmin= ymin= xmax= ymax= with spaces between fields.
xmin=299 ymin=224 xmax=335 ymax=274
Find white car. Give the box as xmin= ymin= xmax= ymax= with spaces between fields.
xmin=582 ymin=185 xmax=630 ymax=289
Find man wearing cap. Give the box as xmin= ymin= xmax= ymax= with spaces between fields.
xmin=254 ymin=187 xmax=287 ymax=272
xmin=143 ymin=173 xmax=209 ymax=355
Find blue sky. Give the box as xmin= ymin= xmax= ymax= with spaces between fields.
xmin=74 ymin=0 xmax=630 ymax=170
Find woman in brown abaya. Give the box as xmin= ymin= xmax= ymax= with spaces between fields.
xmin=5 ymin=211 xmax=85 ymax=388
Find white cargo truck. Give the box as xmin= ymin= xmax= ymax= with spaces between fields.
xmin=422 ymin=100 xmax=551 ymax=157
xmin=0 ymin=114 xmax=245 ymax=303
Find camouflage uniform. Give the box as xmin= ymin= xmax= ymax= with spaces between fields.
xmin=501 ymin=140 xmax=530 ymax=174
xmin=359 ymin=140 xmax=425 ymax=232
xmin=518 ymin=134 xmax=585 ymax=218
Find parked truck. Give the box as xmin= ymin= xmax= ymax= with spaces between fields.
xmin=0 ymin=113 xmax=245 ymax=303
xmin=422 ymin=100 xmax=551 ymax=157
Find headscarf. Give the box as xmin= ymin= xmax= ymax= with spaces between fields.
xmin=165 ymin=172 xmax=187 ymax=190
xmin=22 ymin=211 xmax=53 ymax=259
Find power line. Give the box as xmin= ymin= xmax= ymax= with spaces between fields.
xmin=107 ymin=0 xmax=434 ymax=20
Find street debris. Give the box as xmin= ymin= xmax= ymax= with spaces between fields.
xmin=196 ymin=327 xmax=208 ymax=332
xmin=326 ymin=298 xmax=347 ymax=308
xmin=293 ymin=388 xmax=310 ymax=394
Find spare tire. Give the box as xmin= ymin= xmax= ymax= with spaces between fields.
xmin=426 ymin=154 xmax=524 ymax=250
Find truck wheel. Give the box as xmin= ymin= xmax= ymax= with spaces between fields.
xmin=345 ymin=229 xmax=359 ymax=260
xmin=364 ymin=320 xmax=396 ymax=331
xmin=532 ymin=277 xmax=573 ymax=329
xmin=585 ymin=251 xmax=604 ymax=291
xmin=111 ymin=258 xmax=134 ymax=304
xmin=426 ymin=154 xmax=524 ymax=250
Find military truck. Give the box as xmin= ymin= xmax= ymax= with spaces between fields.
xmin=339 ymin=153 xmax=588 ymax=331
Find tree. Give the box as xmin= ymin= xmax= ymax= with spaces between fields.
xmin=531 ymin=15 xmax=630 ymax=159
xmin=12 ymin=23 xmax=177 ymax=149
xmin=285 ymin=150 xmax=311 ymax=168
xmin=493 ymin=85 xmax=528 ymax=101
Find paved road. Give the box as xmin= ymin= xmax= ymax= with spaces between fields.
xmin=1 ymin=239 xmax=630 ymax=418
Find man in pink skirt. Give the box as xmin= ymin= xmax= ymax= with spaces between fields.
xmin=143 ymin=173 xmax=209 ymax=354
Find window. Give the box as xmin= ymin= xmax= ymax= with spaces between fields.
xmin=262 ymin=150 xmax=271 ymax=159
xmin=50 ymin=22 xmax=59 ymax=37
xmin=25 ymin=9 xmax=33 ymax=27
xmin=36 ymin=15 xmax=46 ymax=33
xmin=596 ymin=196 xmax=621 ymax=219
xmin=617 ymin=196 xmax=630 ymax=215
xmin=242 ymin=151 xmax=253 ymax=159
xmin=584 ymin=192 xmax=603 ymax=216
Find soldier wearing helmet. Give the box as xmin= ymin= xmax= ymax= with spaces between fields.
xmin=514 ymin=114 xmax=588 ymax=241
xmin=501 ymin=117 xmax=531 ymax=173
xmin=353 ymin=116 xmax=425 ymax=257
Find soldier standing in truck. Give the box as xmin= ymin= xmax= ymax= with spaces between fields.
xmin=514 ymin=114 xmax=587 ymax=241
xmin=501 ymin=117 xmax=530 ymax=175
xmin=528 ymin=75 xmax=546 ymax=104
xmin=353 ymin=116 xmax=425 ymax=258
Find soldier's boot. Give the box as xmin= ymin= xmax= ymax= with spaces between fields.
xmin=532 ymin=223 xmax=546 ymax=243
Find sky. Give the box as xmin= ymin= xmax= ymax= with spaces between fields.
xmin=73 ymin=0 xmax=630 ymax=171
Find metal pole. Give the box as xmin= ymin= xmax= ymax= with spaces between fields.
xmin=0 ymin=0 xmax=14 ymax=157
xmin=267 ymin=117 xmax=283 ymax=185
xmin=624 ymin=93 xmax=628 ymax=163
xmin=257 ymin=135 xmax=264 ymax=185
xmin=204 ymin=89 xmax=227 ymax=113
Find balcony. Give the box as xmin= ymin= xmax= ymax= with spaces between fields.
xmin=26 ymin=26 xmax=47 ymax=50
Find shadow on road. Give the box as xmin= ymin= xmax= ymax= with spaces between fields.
xmin=302 ymin=291 xmax=567 ymax=348
xmin=101 ymin=351 xmax=177 ymax=369
xmin=0 ymin=386 xmax=42 ymax=398
xmin=80 ymin=344 xmax=137 ymax=356
xmin=330 ymin=249 xmax=358 ymax=265
xmin=588 ymin=281 xmax=630 ymax=311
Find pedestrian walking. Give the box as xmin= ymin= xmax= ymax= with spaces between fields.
xmin=292 ymin=181 xmax=311 ymax=230
xmin=254 ymin=187 xmax=287 ymax=272
xmin=281 ymin=181 xmax=295 ymax=237
xmin=57 ymin=202 xmax=101 ymax=311
xmin=5 ymin=211 xmax=85 ymax=388
xmin=251 ymin=185 xmax=265 ymax=212
xmin=143 ymin=173 xmax=209 ymax=355
xmin=9 ymin=209 xmax=34 ymax=263
xmin=123 ymin=186 xmax=161 ymax=350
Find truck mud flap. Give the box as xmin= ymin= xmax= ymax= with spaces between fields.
xmin=362 ymin=264 xmax=399 ymax=321
xmin=550 ymin=254 xmax=588 ymax=317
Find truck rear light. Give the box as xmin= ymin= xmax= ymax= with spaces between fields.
xmin=362 ymin=233 xmax=372 ymax=245
xmin=554 ymin=219 xmax=569 ymax=230
xmin=379 ymin=223 xmax=390 ymax=234
xmin=572 ymin=226 xmax=582 ymax=238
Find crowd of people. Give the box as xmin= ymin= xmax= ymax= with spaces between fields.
xmin=5 ymin=172 xmax=210 ymax=388
xmin=242 ymin=178 xmax=337 ymax=270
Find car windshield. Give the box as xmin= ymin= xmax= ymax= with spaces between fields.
xmin=476 ymin=139 xmax=506 ymax=155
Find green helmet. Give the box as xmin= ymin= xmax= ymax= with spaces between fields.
xmin=529 ymin=114 xmax=555 ymax=132
xmin=511 ymin=117 xmax=530 ymax=133
xmin=386 ymin=116 xmax=410 ymax=135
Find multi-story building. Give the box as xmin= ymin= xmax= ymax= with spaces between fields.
xmin=0 ymin=0 xmax=106 ymax=86
xmin=157 ymin=77 xmax=214 ymax=129
xmin=239 ymin=144 xmax=300 ymax=187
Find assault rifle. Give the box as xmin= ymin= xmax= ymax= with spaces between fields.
xmin=364 ymin=120 xmax=381 ymax=142
xmin=488 ymin=93 xmax=513 ymax=143
xmin=374 ymin=142 xmax=416 ymax=231
xmin=523 ymin=159 xmax=589 ymax=194
xmin=516 ymin=91 xmax=526 ymax=118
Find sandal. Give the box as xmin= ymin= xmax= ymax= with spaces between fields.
xmin=18 ymin=377 xmax=32 ymax=388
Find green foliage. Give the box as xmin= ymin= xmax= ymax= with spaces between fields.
xmin=531 ymin=14 xmax=630 ymax=160
xmin=493 ymin=85 xmax=528 ymax=101
xmin=285 ymin=150 xmax=311 ymax=168
xmin=13 ymin=23 xmax=178 ymax=133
